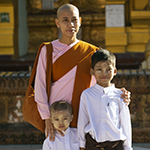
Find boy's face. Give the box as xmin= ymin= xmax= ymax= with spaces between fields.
xmin=55 ymin=8 xmax=81 ymax=40
xmin=91 ymin=60 xmax=117 ymax=87
xmin=50 ymin=110 xmax=73 ymax=132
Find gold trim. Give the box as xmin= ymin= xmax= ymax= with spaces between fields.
xmin=106 ymin=0 xmax=128 ymax=5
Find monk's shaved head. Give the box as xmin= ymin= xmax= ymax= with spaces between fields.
xmin=57 ymin=4 xmax=79 ymax=18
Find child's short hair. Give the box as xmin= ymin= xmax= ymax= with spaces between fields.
xmin=50 ymin=100 xmax=72 ymax=116
xmin=91 ymin=48 xmax=116 ymax=69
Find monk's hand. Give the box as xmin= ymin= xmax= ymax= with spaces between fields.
xmin=120 ymin=88 xmax=131 ymax=105
xmin=45 ymin=118 xmax=55 ymax=141
xmin=55 ymin=128 xmax=65 ymax=137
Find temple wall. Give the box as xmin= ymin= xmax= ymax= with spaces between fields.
xmin=0 ymin=0 xmax=150 ymax=145
xmin=0 ymin=70 xmax=150 ymax=144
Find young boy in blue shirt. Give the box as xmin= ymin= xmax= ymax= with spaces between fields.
xmin=78 ymin=49 xmax=132 ymax=150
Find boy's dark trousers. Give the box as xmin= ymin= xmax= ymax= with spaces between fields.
xmin=85 ymin=133 xmax=124 ymax=150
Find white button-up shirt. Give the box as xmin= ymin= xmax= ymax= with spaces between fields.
xmin=77 ymin=84 xmax=132 ymax=150
xmin=42 ymin=127 xmax=79 ymax=150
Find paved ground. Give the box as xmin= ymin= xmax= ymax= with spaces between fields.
xmin=133 ymin=143 xmax=150 ymax=150
xmin=0 ymin=145 xmax=42 ymax=150
xmin=0 ymin=143 xmax=150 ymax=150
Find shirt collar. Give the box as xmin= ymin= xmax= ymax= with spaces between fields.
xmin=94 ymin=83 xmax=115 ymax=94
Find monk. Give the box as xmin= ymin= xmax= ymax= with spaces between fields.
xmin=34 ymin=4 xmax=131 ymax=141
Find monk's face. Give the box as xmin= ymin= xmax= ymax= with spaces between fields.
xmin=51 ymin=110 xmax=73 ymax=131
xmin=55 ymin=7 xmax=81 ymax=40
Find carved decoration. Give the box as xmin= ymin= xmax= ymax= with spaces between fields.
xmin=144 ymin=95 xmax=150 ymax=116
xmin=28 ymin=29 xmax=58 ymax=53
xmin=72 ymin=0 xmax=105 ymax=12
xmin=18 ymin=79 xmax=24 ymax=88
xmin=130 ymin=94 xmax=141 ymax=121
xmin=81 ymin=26 xmax=105 ymax=48
xmin=0 ymin=127 xmax=45 ymax=144
xmin=0 ymin=79 xmax=6 ymax=88
xmin=7 ymin=95 xmax=24 ymax=123
xmin=8 ymin=79 xmax=15 ymax=88
xmin=139 ymin=75 xmax=147 ymax=89
xmin=26 ymin=0 xmax=105 ymax=13
xmin=27 ymin=0 xmax=42 ymax=13
xmin=0 ymin=96 xmax=8 ymax=123
xmin=0 ymin=70 xmax=150 ymax=143
xmin=27 ymin=0 xmax=105 ymax=52
xmin=130 ymin=76 xmax=137 ymax=89
xmin=54 ymin=0 xmax=70 ymax=9
xmin=27 ymin=15 xmax=58 ymax=52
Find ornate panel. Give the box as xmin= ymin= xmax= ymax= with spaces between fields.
xmin=27 ymin=14 xmax=57 ymax=53
xmin=27 ymin=0 xmax=105 ymax=53
xmin=27 ymin=0 xmax=105 ymax=12
xmin=1 ymin=69 xmax=150 ymax=144
xmin=7 ymin=95 xmax=24 ymax=123
xmin=0 ymin=96 xmax=8 ymax=123
xmin=0 ymin=71 xmax=45 ymax=144
xmin=112 ymin=69 xmax=150 ymax=143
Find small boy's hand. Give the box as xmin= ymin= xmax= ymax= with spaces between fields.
xmin=120 ymin=88 xmax=131 ymax=105
xmin=45 ymin=118 xmax=55 ymax=141
xmin=80 ymin=148 xmax=85 ymax=150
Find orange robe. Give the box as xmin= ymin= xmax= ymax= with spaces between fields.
xmin=52 ymin=40 xmax=98 ymax=127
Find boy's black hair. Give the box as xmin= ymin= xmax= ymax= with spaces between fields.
xmin=50 ymin=100 xmax=73 ymax=116
xmin=91 ymin=48 xmax=116 ymax=69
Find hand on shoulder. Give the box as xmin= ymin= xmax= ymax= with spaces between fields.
xmin=120 ymin=88 xmax=131 ymax=105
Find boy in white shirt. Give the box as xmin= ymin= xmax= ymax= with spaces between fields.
xmin=77 ymin=49 xmax=132 ymax=150
xmin=43 ymin=100 xmax=79 ymax=150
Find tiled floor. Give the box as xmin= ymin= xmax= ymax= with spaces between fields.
xmin=0 ymin=145 xmax=42 ymax=150
xmin=133 ymin=143 xmax=150 ymax=150
xmin=0 ymin=143 xmax=150 ymax=150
